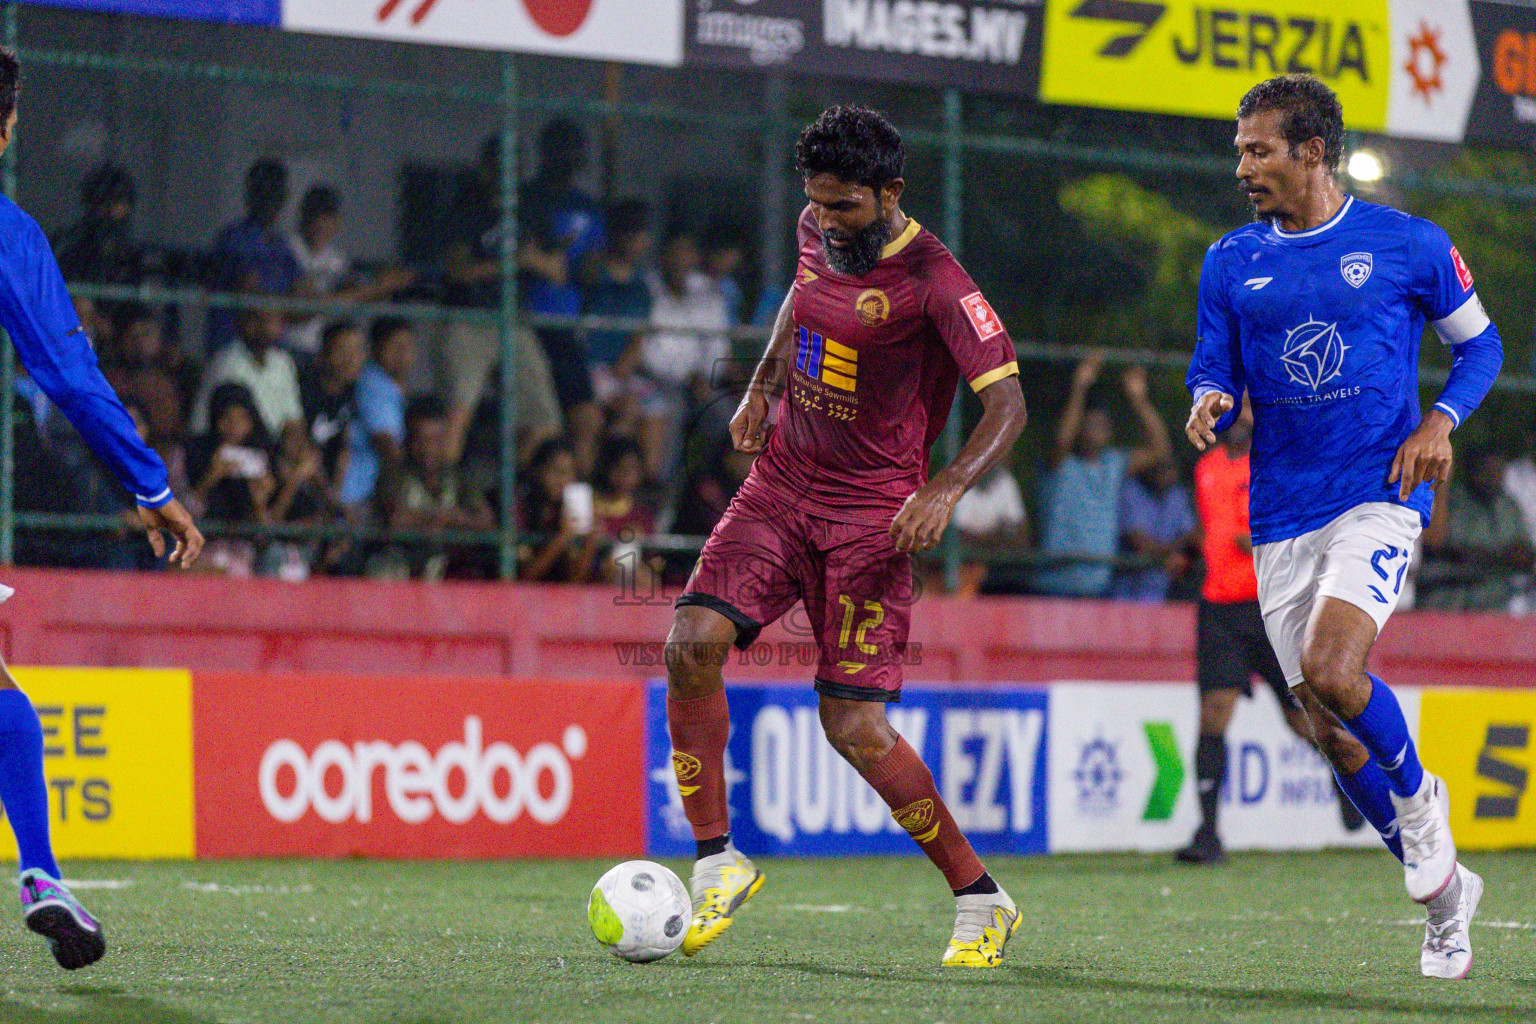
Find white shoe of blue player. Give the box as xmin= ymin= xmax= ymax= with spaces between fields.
xmin=1421 ymin=864 xmax=1481 ymax=980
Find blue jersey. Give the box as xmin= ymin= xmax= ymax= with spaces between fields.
xmin=0 ymin=194 xmax=171 ymax=507
xmin=1187 ymin=196 xmax=1494 ymax=545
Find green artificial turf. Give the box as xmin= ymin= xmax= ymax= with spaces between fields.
xmin=0 ymin=851 xmax=1532 ymax=1023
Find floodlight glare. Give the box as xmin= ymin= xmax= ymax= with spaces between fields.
xmin=1347 ymin=151 xmax=1385 ymax=183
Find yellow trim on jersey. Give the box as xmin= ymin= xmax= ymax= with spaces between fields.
xmin=969 ymin=361 xmax=1019 ymax=393
xmin=881 ymin=218 xmax=922 ymax=260
xmin=824 ymin=336 xmax=859 ymax=361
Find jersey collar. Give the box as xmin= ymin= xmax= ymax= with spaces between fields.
xmin=881 ymin=217 xmax=921 ymax=260
xmin=1270 ymin=195 xmax=1353 ymax=240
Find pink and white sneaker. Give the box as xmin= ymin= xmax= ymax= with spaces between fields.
xmin=20 ymin=868 xmax=106 ymax=970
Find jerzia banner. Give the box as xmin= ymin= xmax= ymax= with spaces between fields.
xmin=686 ymin=0 xmax=1045 ymax=95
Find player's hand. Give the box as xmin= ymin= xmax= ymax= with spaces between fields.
xmin=729 ymin=387 xmax=772 ymax=454
xmin=1122 ymin=364 xmax=1149 ymax=402
xmin=1185 ymin=392 xmax=1234 ymax=451
xmin=1389 ymin=409 xmax=1454 ymax=501
xmin=138 ymin=498 xmax=204 ymax=569
xmin=889 ymin=482 xmax=958 ymax=554
xmin=1071 ymin=354 xmax=1104 ymax=392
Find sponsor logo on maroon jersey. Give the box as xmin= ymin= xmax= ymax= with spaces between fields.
xmin=855 ymin=288 xmax=891 ymax=327
xmin=960 ymin=291 xmax=1004 ymax=341
xmin=1450 ymin=246 xmax=1474 ymax=291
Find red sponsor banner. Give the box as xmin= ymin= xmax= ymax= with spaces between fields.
xmin=193 ymin=672 xmax=645 ymax=858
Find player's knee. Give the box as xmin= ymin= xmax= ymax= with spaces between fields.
xmin=664 ymin=607 xmax=736 ymax=698
xmin=819 ymin=700 xmax=896 ymax=773
xmin=1298 ymin=646 xmax=1358 ymax=709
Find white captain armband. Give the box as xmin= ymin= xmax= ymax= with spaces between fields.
xmin=1431 ymin=293 xmax=1492 ymax=346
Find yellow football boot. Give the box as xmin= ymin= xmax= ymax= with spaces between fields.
xmin=681 ymin=848 xmax=764 ymax=956
xmin=941 ymin=889 xmax=1021 ymax=967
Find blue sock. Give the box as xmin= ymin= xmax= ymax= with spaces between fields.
xmin=0 ymin=690 xmax=61 ymax=878
xmin=1334 ymin=759 xmax=1405 ymax=862
xmin=1341 ymin=674 xmax=1424 ymax=798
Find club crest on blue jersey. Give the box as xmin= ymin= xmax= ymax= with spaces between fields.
xmin=1280 ymin=317 xmax=1349 ymax=391
xmin=1340 ymin=252 xmax=1373 ymax=289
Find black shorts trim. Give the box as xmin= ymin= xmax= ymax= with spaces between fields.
xmin=813 ymin=677 xmax=901 ymax=703
xmin=675 ymin=592 xmax=763 ymax=650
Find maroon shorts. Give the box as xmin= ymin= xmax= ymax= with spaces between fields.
xmin=677 ymin=486 xmax=913 ymax=701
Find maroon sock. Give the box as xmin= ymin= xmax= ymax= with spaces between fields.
xmin=666 ymin=690 xmax=731 ymax=841
xmin=861 ymin=736 xmax=987 ymax=891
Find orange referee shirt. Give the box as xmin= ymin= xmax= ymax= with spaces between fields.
xmin=1194 ymin=445 xmax=1258 ymax=604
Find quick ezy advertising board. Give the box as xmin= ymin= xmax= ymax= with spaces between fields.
xmin=645 ymin=680 xmax=1050 ymax=858
xmin=193 ymin=672 xmax=646 ymax=858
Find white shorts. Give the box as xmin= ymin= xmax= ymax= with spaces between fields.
xmin=1254 ymin=503 xmax=1423 ymax=688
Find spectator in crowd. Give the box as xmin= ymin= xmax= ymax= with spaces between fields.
xmin=185 ymin=383 xmax=274 ymax=576
xmin=593 ymin=435 xmax=660 ymax=588
xmin=206 ymin=158 xmax=298 ymax=351
xmin=382 ymin=395 xmax=494 ymax=580
xmin=514 ymin=119 xmax=605 ymax=476
xmin=267 ymin=423 xmax=327 ymax=526
xmin=194 ymin=304 xmax=304 ymax=444
xmin=949 ymin=462 xmax=1030 ymax=597
xmin=702 ymin=223 xmax=747 ymax=326
xmin=643 ymin=228 xmax=730 ymax=478
xmin=52 ymin=162 xmax=144 ymax=288
xmin=299 ymin=320 xmax=364 ymax=499
xmin=518 ymin=439 xmax=601 ymax=583
xmin=1501 ymin=417 xmax=1536 ymax=546
xmin=1112 ymin=458 xmax=1198 ymax=602
xmin=441 ymin=136 xmax=568 ymax=469
xmin=101 ymin=304 xmax=187 ymax=456
xmin=1420 ymin=450 xmax=1534 ymax=612
xmin=1034 ymin=356 xmax=1172 ymax=598
xmin=582 ymin=198 xmax=671 ymax=478
xmin=594 ymin=436 xmax=656 ymax=541
xmin=670 ymin=437 xmax=754 ymax=539
xmin=287 ymin=185 xmax=417 ymax=359
xmin=340 ymin=316 xmax=415 ymax=515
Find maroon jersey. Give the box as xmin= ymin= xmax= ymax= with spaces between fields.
xmin=743 ymin=207 xmax=1019 ymax=526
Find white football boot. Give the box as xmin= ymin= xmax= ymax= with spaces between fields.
xmin=1421 ymin=864 xmax=1482 ymax=980
xmin=1391 ymin=771 xmax=1458 ymax=903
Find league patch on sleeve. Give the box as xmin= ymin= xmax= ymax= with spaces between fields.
xmin=960 ymin=292 xmax=1004 ymax=341
xmin=1450 ymin=246 xmax=1474 ymax=292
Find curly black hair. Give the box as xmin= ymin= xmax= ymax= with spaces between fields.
xmin=795 ymin=105 xmax=903 ymax=188
xmin=0 ymin=47 xmax=17 ymax=128
xmin=1237 ymin=74 xmax=1344 ymax=174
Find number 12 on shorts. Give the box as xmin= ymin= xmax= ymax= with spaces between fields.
xmin=836 ymin=595 xmax=884 ymax=674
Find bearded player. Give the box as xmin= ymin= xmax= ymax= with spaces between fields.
xmin=664 ymin=105 xmax=1026 ymax=966
xmin=1186 ymin=75 xmax=1500 ymax=979
xmin=0 ymin=49 xmax=203 ymax=970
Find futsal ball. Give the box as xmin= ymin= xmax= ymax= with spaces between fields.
xmin=587 ymin=860 xmax=690 ymax=963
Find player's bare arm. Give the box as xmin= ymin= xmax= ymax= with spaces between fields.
xmin=1185 ymin=390 xmax=1235 ymax=451
xmin=1122 ymin=364 xmax=1174 ymax=475
xmin=730 ymin=288 xmax=795 ymax=454
xmin=1388 ymin=408 xmax=1455 ymax=502
xmin=889 ymin=374 xmax=1025 ymax=554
